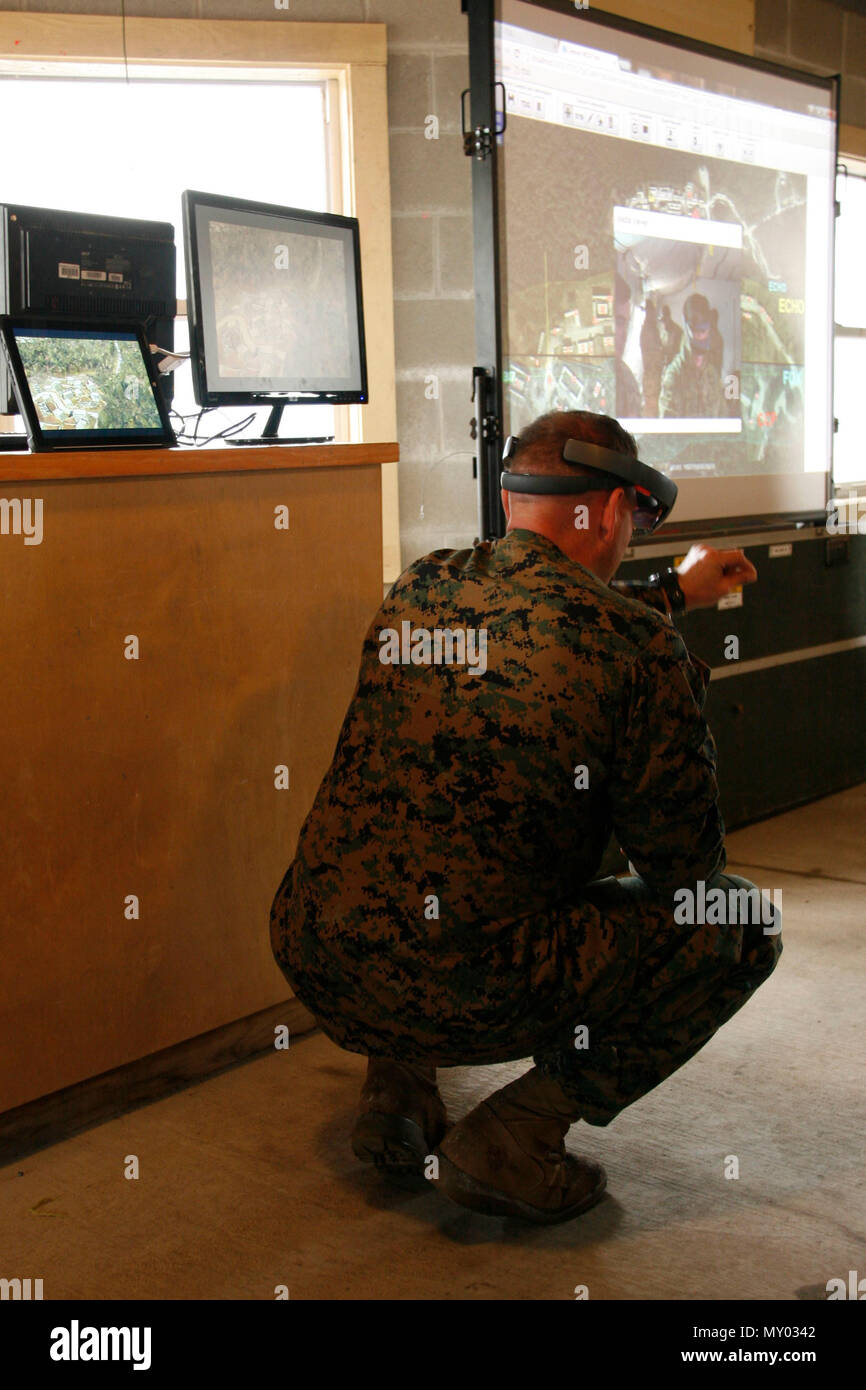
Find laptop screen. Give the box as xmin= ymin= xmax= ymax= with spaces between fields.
xmin=8 ymin=323 xmax=172 ymax=445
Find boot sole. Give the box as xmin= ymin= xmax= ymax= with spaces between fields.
xmin=431 ymin=1151 xmax=607 ymax=1225
xmin=351 ymin=1112 xmax=432 ymax=1175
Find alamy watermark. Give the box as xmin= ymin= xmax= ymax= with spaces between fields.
xmin=378 ymin=622 xmax=488 ymax=675
xmin=826 ymin=1269 xmax=866 ymax=1299
xmin=826 ymin=491 xmax=866 ymax=535
xmin=49 ymin=1321 xmax=151 ymax=1370
xmin=1 ymin=1277 xmax=43 ymax=1299
xmin=673 ymin=880 xmax=781 ymax=934
xmin=0 ymin=497 xmax=43 ymax=545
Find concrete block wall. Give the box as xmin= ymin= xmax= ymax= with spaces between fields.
xmin=755 ymin=0 xmax=866 ymax=125
xmin=381 ymin=4 xmax=478 ymax=565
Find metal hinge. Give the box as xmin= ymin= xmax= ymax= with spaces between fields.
xmin=464 ymin=123 xmax=492 ymax=160
xmin=470 ymin=366 xmax=500 ymax=443
xmin=461 ymin=84 xmax=506 ymax=160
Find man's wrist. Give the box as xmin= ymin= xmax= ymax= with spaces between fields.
xmin=649 ymin=566 xmax=687 ymax=615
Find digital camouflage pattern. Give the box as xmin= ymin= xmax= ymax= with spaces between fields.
xmin=659 ymin=340 xmax=726 ymax=419
xmin=269 ymin=528 xmax=781 ymax=1124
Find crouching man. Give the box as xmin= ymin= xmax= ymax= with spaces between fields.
xmin=269 ymin=408 xmax=781 ymax=1225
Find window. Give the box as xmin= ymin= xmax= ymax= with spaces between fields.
xmin=834 ymin=161 xmax=866 ymax=487
xmin=0 ymin=64 xmax=345 ymax=441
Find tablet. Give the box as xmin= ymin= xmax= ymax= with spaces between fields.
xmin=0 ymin=315 xmax=176 ymax=450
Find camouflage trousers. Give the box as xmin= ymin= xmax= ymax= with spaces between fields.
xmin=529 ymin=869 xmax=782 ymax=1126
xmin=274 ymin=862 xmax=781 ymax=1127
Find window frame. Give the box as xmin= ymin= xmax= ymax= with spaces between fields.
xmin=833 ymin=156 xmax=866 ymax=493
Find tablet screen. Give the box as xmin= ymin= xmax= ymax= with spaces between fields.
xmin=9 ymin=323 xmax=171 ymax=444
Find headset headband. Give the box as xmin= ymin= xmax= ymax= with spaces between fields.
xmin=500 ymin=434 xmax=678 ymax=524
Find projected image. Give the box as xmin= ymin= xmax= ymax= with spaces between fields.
xmin=207 ymin=221 xmax=353 ymax=383
xmin=614 ymin=218 xmax=742 ymax=420
xmin=15 ymin=331 xmax=162 ymax=432
xmin=499 ymin=114 xmax=811 ymax=477
xmin=741 ymin=363 xmax=805 ymax=467
xmin=506 ymin=266 xmax=615 ymax=359
xmin=506 ymin=355 xmax=614 ymax=433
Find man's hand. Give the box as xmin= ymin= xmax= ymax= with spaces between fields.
xmin=675 ymin=545 xmax=758 ymax=611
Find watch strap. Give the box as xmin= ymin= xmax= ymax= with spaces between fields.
xmin=651 ymin=566 xmax=687 ymax=614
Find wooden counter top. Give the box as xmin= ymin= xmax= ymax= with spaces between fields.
xmin=0 ymin=440 xmax=399 ymax=483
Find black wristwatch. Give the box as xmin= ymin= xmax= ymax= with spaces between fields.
xmin=648 ymin=566 xmax=687 ymax=614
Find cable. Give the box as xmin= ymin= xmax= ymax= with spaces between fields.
xmin=203 ymin=414 xmax=257 ymax=445
xmin=150 ymin=343 xmax=190 ymax=359
xmin=168 ymin=406 xmax=205 ymax=445
xmin=169 ymin=404 xmax=258 ymax=447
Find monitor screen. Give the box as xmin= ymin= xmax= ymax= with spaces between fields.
xmin=1 ymin=320 xmax=173 ymax=447
xmin=183 ymin=191 xmax=367 ymax=406
xmin=495 ymin=0 xmax=838 ymax=526
xmin=0 ymin=202 xmax=176 ymax=417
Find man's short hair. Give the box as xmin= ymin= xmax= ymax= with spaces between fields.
xmin=508 ymin=410 xmax=639 ymax=480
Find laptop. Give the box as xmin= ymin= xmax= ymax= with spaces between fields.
xmin=0 ymin=315 xmax=176 ymax=451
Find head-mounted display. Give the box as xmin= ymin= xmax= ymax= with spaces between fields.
xmin=500 ymin=435 xmax=678 ymax=533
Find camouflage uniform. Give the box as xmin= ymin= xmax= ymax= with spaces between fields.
xmin=659 ymin=340 xmax=725 ymax=418
xmin=269 ymin=529 xmax=781 ymax=1126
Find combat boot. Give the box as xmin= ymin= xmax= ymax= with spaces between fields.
xmin=351 ymin=1057 xmax=448 ymax=1175
xmin=432 ymin=1066 xmax=606 ymax=1224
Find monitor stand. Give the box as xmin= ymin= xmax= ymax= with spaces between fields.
xmin=224 ymin=403 xmax=335 ymax=447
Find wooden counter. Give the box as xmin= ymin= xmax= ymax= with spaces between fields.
xmin=0 ymin=443 xmax=394 ymax=1125
xmin=0 ymin=440 xmax=399 ymax=483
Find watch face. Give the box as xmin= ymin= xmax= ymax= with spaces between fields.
xmin=663 ymin=569 xmax=686 ymax=610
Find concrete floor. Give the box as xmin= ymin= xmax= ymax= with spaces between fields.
xmin=2 ymin=785 xmax=865 ymax=1301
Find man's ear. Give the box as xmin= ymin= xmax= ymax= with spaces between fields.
xmin=501 ymin=488 xmax=512 ymax=526
xmin=598 ymin=488 xmax=621 ymax=540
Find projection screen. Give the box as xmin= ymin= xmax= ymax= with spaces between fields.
xmin=490 ymin=0 xmax=838 ymax=530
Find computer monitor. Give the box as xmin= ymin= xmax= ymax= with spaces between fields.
xmin=182 ymin=190 xmax=368 ymax=443
xmin=0 ymin=202 xmax=176 ymax=417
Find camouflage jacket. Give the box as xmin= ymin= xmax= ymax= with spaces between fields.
xmin=270 ymin=529 xmax=725 ymax=1057
xmin=659 ymin=343 xmax=725 ymax=418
